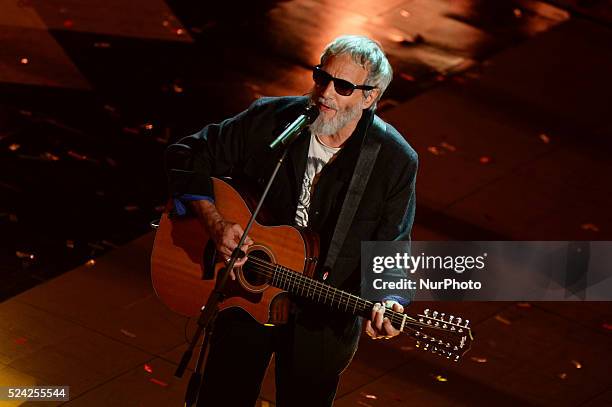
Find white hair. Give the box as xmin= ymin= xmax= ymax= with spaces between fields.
xmin=320 ymin=35 xmax=393 ymax=108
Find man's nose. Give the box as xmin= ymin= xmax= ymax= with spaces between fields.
xmin=322 ymin=80 xmax=336 ymax=99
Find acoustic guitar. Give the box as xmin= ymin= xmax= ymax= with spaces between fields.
xmin=151 ymin=177 xmax=473 ymax=361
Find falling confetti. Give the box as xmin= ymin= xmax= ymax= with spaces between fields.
xmin=63 ymin=19 xmax=73 ymax=28
xmin=580 ymin=223 xmax=600 ymax=232
xmin=494 ymin=315 xmax=511 ymax=325
xmin=513 ymin=8 xmax=523 ymax=18
xmin=172 ymin=83 xmax=184 ymax=93
xmin=67 ymin=150 xmax=88 ymax=161
xmin=517 ymin=302 xmax=531 ymax=308
xmin=8 ymin=143 xmax=21 ymax=151
xmin=439 ymin=142 xmax=456 ymax=152
xmin=144 ymin=364 xmax=153 ymax=373
xmin=162 ymin=20 xmax=170 ymax=27
xmin=85 ymin=259 xmax=96 ymax=267
xmin=571 ymin=360 xmax=582 ymax=369
xmin=364 ymin=394 xmax=377 ymax=400
xmin=120 ymin=329 xmax=136 ymax=338
xmin=602 ymin=322 xmax=612 ymax=331
xmin=558 ymin=373 xmax=567 ymax=380
xmin=143 ymin=123 xmax=154 ymax=131
xmin=20 ymin=57 xmax=29 ymax=65
xmin=400 ymin=9 xmax=411 ymax=18
xmin=433 ymin=374 xmax=448 ymax=382
xmin=470 ymin=356 xmax=488 ymax=363
xmin=400 ymin=72 xmax=416 ymax=81
xmin=539 ymin=133 xmax=550 ymax=144
xmin=479 ymin=156 xmax=491 ymax=164
xmin=148 ymin=378 xmax=168 ymax=387
xmin=41 ymin=152 xmax=60 ymax=161
xmin=16 ymin=251 xmax=35 ymax=260
xmin=427 ymin=146 xmax=442 ymax=156
xmin=176 ymin=28 xmax=185 ymax=36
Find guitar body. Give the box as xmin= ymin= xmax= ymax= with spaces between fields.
xmin=151 ymin=178 xmax=319 ymax=324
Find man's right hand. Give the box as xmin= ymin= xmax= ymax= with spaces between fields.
xmin=189 ymin=199 xmax=254 ymax=281
xmin=210 ymin=220 xmax=254 ymax=280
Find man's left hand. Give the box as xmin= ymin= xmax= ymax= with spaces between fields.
xmin=365 ymin=300 xmax=404 ymax=340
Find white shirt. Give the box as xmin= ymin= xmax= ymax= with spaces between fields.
xmin=294 ymin=134 xmax=341 ymax=227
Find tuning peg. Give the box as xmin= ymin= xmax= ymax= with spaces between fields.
xmin=448 ymin=315 xmax=454 ymax=323
xmin=446 ymin=342 xmax=451 ymax=348
xmin=442 ymin=324 xmax=448 ymax=329
xmin=434 ymin=321 xmax=440 ymax=327
xmin=419 ymin=317 xmax=424 ymax=323
xmin=424 ymin=308 xmax=430 ymax=316
xmin=440 ymin=313 xmax=446 ymax=320
xmin=438 ymin=339 xmax=443 ymax=344
xmin=432 ymin=311 xmax=438 ymax=318
xmin=455 ymin=317 xmax=462 ymax=325
xmin=464 ymin=319 xmax=470 ymax=327
xmin=415 ymin=331 xmax=420 ymax=337
xmin=427 ymin=320 xmax=432 ymax=325
xmin=454 ymin=355 xmax=460 ymax=362
xmin=416 ymin=341 xmax=421 ymax=348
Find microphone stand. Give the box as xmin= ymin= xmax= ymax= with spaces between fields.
xmin=177 ymin=143 xmax=293 ymax=406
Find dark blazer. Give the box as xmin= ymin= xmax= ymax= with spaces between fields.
xmin=165 ymin=96 xmax=418 ymax=374
xmin=166 ymin=95 xmax=417 ymax=288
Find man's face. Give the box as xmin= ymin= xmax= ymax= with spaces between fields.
xmin=309 ymin=53 xmax=375 ymax=136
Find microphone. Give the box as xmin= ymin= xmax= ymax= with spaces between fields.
xmin=269 ymin=104 xmax=319 ymax=151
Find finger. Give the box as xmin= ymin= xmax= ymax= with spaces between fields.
xmin=364 ymin=321 xmax=377 ymax=339
xmin=382 ymin=317 xmax=399 ymax=337
xmin=374 ymin=305 xmax=386 ymax=332
xmin=370 ymin=302 xmax=382 ymax=323
xmin=392 ymin=302 xmax=404 ymax=313
xmin=229 ymin=269 xmax=236 ymax=281
xmin=245 ymin=236 xmax=254 ymax=245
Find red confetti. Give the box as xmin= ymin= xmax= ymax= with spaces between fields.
xmin=581 ymin=223 xmax=600 ymax=232
xmin=14 ymin=337 xmax=28 ymax=345
xmin=439 ymin=142 xmax=456 ymax=152
xmin=400 ymin=72 xmax=416 ymax=81
xmin=149 ymin=378 xmax=168 ymax=387
xmin=63 ymin=19 xmax=73 ymax=28
xmin=539 ymin=133 xmax=550 ymax=144
xmin=67 ymin=150 xmax=88 ymax=160
xmin=427 ymin=146 xmax=442 ymax=156
xmin=517 ymin=302 xmax=531 ymax=308
xmin=602 ymin=322 xmax=612 ymax=331
xmin=513 ymin=8 xmax=523 ymax=18
xmin=479 ymin=156 xmax=491 ymax=164
xmin=176 ymin=28 xmax=185 ymax=36
xmin=19 ymin=57 xmax=29 ymax=65
xmin=144 ymin=364 xmax=153 ymax=373
xmin=9 ymin=143 xmax=21 ymax=151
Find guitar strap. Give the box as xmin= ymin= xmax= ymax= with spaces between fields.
xmin=323 ymin=115 xmax=385 ymax=275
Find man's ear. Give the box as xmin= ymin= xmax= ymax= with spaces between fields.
xmin=363 ymin=88 xmax=380 ymax=110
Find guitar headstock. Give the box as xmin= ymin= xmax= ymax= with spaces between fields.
xmin=403 ymin=308 xmax=474 ymax=362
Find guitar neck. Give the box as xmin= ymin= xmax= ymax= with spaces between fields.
xmin=268 ymin=262 xmax=408 ymax=331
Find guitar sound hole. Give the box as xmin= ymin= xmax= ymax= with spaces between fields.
xmin=243 ymin=250 xmax=271 ymax=287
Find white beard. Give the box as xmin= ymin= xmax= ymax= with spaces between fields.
xmin=308 ymin=96 xmax=363 ymax=136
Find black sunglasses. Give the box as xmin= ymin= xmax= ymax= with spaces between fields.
xmin=312 ymin=65 xmax=376 ymax=96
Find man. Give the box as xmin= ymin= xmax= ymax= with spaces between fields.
xmin=165 ymin=35 xmax=418 ymax=406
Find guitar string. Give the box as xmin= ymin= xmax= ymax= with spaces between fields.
xmin=238 ymin=255 xmax=455 ymax=332
xmin=238 ymin=257 xmax=461 ymax=350
xmin=245 ymin=256 xmax=460 ymax=333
